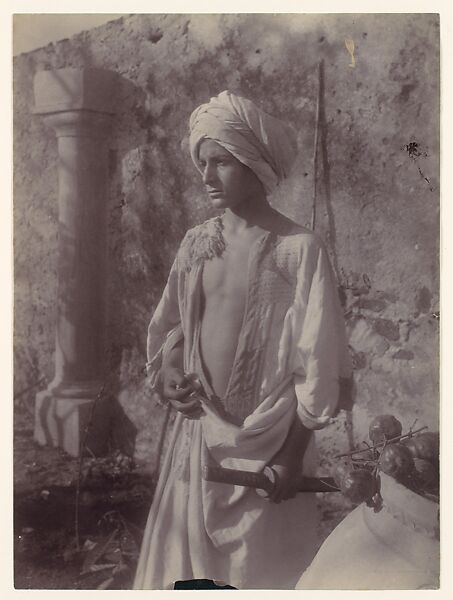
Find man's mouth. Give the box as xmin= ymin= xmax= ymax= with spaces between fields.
xmin=207 ymin=189 xmax=223 ymax=197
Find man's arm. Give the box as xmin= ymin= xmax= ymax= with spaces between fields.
xmin=266 ymin=240 xmax=350 ymax=503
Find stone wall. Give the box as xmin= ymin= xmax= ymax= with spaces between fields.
xmin=14 ymin=13 xmax=439 ymax=469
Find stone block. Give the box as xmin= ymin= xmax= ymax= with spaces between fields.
xmin=354 ymin=297 xmax=387 ymax=313
xmin=34 ymin=68 xmax=118 ymax=115
xmin=415 ymin=285 xmax=432 ymax=315
xmin=392 ymin=349 xmax=415 ymax=360
xmin=34 ymin=389 xmax=111 ymax=457
xmin=373 ymin=318 xmax=400 ymax=342
xmin=348 ymin=317 xmax=390 ymax=357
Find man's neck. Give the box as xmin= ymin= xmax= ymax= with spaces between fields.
xmin=222 ymin=198 xmax=293 ymax=238
xmin=223 ymin=197 xmax=274 ymax=232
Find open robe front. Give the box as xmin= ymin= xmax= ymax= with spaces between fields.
xmin=133 ymin=219 xmax=350 ymax=590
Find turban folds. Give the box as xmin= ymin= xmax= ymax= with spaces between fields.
xmin=189 ymin=90 xmax=298 ymax=195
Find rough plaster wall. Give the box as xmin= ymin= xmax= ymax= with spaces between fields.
xmin=14 ymin=14 xmax=439 ymax=470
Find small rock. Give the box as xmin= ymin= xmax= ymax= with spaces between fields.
xmin=373 ymin=318 xmax=400 ymax=341
xmin=355 ymin=298 xmax=387 ymax=313
xmin=350 ymin=349 xmax=367 ymax=370
xmin=392 ymin=349 xmax=415 ymax=360
xmin=415 ymin=286 xmax=432 ymax=315
xmin=348 ymin=317 xmax=390 ymax=356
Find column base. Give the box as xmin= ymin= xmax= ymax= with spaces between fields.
xmin=34 ymin=388 xmax=112 ymax=457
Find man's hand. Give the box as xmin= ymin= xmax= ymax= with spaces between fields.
xmin=267 ymin=461 xmax=301 ymax=503
xmin=162 ymin=366 xmax=204 ymax=419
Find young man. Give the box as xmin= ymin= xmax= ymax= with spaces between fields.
xmin=133 ymin=91 xmax=350 ymax=589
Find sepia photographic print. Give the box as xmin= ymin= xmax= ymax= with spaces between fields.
xmin=11 ymin=7 xmax=443 ymax=592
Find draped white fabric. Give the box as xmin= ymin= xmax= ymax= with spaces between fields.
xmin=134 ymin=220 xmax=350 ymax=589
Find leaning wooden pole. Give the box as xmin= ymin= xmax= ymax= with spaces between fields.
xmin=311 ymin=60 xmax=323 ymax=231
xmin=152 ymin=403 xmax=171 ymax=482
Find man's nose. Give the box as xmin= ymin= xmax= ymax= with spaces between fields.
xmin=202 ymin=163 xmax=216 ymax=185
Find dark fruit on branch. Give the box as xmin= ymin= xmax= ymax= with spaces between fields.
xmin=332 ymin=459 xmax=354 ymax=487
xmin=340 ymin=468 xmax=377 ymax=503
xmin=379 ymin=443 xmax=414 ymax=481
xmin=404 ymin=432 xmax=439 ymax=465
xmin=369 ymin=414 xmax=402 ymax=444
xmin=412 ymin=458 xmax=439 ymax=490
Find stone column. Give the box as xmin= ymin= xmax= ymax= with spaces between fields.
xmin=33 ymin=68 xmax=118 ymax=456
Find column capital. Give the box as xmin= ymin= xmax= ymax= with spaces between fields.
xmin=40 ymin=110 xmax=114 ymax=139
xmin=33 ymin=67 xmax=119 ymax=117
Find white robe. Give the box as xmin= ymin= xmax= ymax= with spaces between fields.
xmin=133 ymin=218 xmax=350 ymax=589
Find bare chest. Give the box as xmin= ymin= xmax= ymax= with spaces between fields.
xmin=201 ymin=247 xmax=250 ymax=309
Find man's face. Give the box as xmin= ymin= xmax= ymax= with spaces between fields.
xmin=198 ymin=139 xmax=264 ymax=210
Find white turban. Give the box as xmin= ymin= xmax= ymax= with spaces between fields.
xmin=189 ymin=90 xmax=298 ymax=195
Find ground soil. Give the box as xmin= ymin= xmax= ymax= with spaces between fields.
xmin=13 ymin=404 xmax=349 ymax=590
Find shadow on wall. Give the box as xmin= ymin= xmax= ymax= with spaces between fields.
xmin=104 ymin=76 xmax=196 ymax=460
xmin=104 ymin=71 xmax=201 ymax=458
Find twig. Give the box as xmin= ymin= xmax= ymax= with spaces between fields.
xmin=311 ymin=60 xmax=323 ymax=231
xmin=334 ymin=425 xmax=428 ymax=459
xmin=75 ymin=383 xmax=107 ymax=550
xmin=84 ymin=445 xmax=97 ymax=459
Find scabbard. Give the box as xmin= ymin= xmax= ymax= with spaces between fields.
xmin=202 ymin=464 xmax=339 ymax=493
